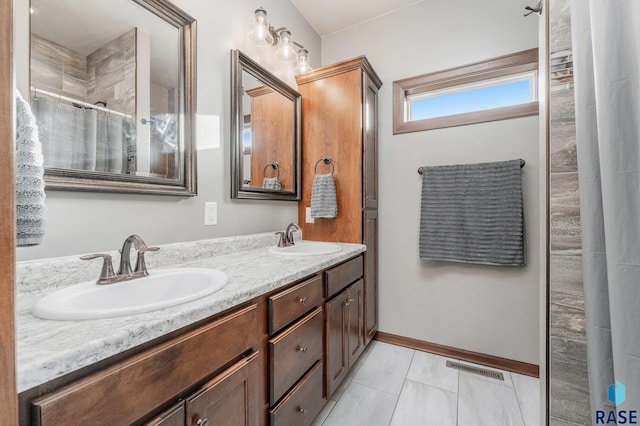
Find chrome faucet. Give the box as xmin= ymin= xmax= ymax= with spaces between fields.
xmin=81 ymin=235 xmax=160 ymax=285
xmin=275 ymin=223 xmax=300 ymax=247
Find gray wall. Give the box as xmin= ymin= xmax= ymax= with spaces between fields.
xmin=321 ymin=0 xmax=541 ymax=364
xmin=548 ymin=0 xmax=590 ymax=424
xmin=15 ymin=0 xmax=320 ymax=261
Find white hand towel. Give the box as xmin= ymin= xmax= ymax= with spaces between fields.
xmin=310 ymin=173 xmax=337 ymax=218
xmin=16 ymin=91 xmax=47 ymax=247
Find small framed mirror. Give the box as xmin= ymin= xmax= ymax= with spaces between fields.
xmin=29 ymin=0 xmax=197 ymax=196
xmin=230 ymin=50 xmax=301 ymax=201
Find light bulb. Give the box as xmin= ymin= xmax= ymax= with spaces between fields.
xmin=295 ymin=49 xmax=313 ymax=74
xmin=274 ymin=30 xmax=297 ymax=63
xmin=247 ymin=8 xmax=274 ymax=47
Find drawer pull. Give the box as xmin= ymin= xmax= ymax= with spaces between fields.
xmin=298 ymin=297 xmax=308 ymax=305
xmin=196 ymin=418 xmax=209 ymax=426
xmin=297 ymin=345 xmax=308 ymax=352
xmin=298 ymin=407 xmax=308 ymax=416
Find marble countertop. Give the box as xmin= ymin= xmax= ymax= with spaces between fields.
xmin=16 ymin=234 xmax=365 ymax=393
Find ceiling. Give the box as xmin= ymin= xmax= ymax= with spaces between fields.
xmin=290 ymin=0 xmax=425 ymax=37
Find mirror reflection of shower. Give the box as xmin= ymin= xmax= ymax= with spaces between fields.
xmin=29 ymin=0 xmax=181 ymax=180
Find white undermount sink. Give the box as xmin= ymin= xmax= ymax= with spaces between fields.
xmin=269 ymin=241 xmax=342 ymax=256
xmin=31 ymin=268 xmax=228 ymax=321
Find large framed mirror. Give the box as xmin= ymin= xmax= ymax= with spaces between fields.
xmin=29 ymin=0 xmax=197 ymax=196
xmin=230 ymin=50 xmax=301 ymax=201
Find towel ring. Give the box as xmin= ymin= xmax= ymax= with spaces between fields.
xmin=314 ymin=157 xmax=334 ymax=175
xmin=263 ymin=162 xmax=280 ymax=178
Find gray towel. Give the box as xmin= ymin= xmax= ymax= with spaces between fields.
xmin=263 ymin=177 xmax=281 ymax=190
xmin=419 ymin=159 xmax=525 ymax=266
xmin=310 ymin=173 xmax=337 ymax=218
xmin=16 ymin=92 xmax=47 ymax=247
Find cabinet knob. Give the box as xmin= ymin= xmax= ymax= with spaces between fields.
xmin=298 ymin=297 xmax=308 ymax=305
xmin=297 ymin=346 xmax=308 ymax=352
xmin=298 ymin=407 xmax=308 ymax=416
xmin=345 ymin=298 xmax=355 ymax=307
xmin=196 ymin=419 xmax=209 ymax=426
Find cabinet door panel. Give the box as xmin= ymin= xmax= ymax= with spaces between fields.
xmin=363 ymin=74 xmax=378 ymax=209
xmin=185 ymin=352 xmax=259 ymax=426
xmin=363 ymin=210 xmax=378 ymax=344
xmin=348 ymin=279 xmax=365 ymax=367
xmin=325 ymin=290 xmax=349 ymax=398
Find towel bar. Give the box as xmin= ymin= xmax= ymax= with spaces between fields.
xmin=418 ymin=159 xmax=525 ymax=175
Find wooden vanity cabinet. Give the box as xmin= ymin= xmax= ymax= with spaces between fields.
xmin=267 ymin=275 xmax=325 ymax=425
xmin=29 ymin=304 xmax=259 ymax=426
xmin=296 ymin=56 xmax=381 ymax=352
xmin=324 ymin=258 xmax=365 ymax=398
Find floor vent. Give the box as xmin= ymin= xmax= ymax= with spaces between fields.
xmin=445 ymin=360 xmax=504 ymax=381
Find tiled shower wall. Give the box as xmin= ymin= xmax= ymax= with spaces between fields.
xmin=548 ymin=0 xmax=591 ymax=424
xmin=31 ymin=29 xmax=136 ymax=114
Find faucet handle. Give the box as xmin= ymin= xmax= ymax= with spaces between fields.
xmin=275 ymin=232 xmax=287 ymax=247
xmin=134 ymin=246 xmax=160 ymax=275
xmin=80 ymin=253 xmax=116 ymax=284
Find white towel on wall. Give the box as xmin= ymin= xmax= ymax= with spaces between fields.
xmin=16 ymin=91 xmax=47 ymax=247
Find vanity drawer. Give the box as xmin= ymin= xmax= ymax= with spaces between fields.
xmin=269 ymin=307 xmax=323 ymax=405
xmin=270 ymin=361 xmax=324 ymax=426
xmin=269 ymin=274 xmax=322 ymax=334
xmin=31 ymin=304 xmax=258 ymax=426
xmin=325 ymin=255 xmax=363 ymax=299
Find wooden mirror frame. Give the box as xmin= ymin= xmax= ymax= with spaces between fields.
xmin=230 ymin=49 xmax=301 ymax=201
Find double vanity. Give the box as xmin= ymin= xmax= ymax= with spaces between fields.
xmin=16 ymin=233 xmax=370 ymax=425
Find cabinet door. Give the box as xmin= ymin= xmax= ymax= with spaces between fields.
xmin=363 ymin=210 xmax=378 ymax=344
xmin=363 ymin=73 xmax=378 ymax=210
xmin=185 ymin=352 xmax=259 ymax=426
xmin=325 ymin=290 xmax=349 ymax=398
xmin=347 ymin=279 xmax=365 ymax=367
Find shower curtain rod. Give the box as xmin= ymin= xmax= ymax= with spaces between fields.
xmin=30 ymin=87 xmax=132 ymax=119
xmin=417 ymin=159 xmax=525 ymax=175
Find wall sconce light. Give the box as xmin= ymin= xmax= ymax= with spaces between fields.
xmin=247 ymin=7 xmax=313 ymax=74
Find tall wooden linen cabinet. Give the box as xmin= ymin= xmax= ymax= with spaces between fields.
xmin=295 ymin=56 xmax=382 ymax=347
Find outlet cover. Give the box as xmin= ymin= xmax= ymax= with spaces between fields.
xmin=204 ymin=202 xmax=217 ymax=225
xmin=305 ymin=207 xmax=315 ymax=223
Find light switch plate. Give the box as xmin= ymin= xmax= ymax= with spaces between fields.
xmin=305 ymin=207 xmax=315 ymax=223
xmin=204 ymin=202 xmax=217 ymax=225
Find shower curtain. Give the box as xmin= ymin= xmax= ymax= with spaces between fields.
xmin=32 ymin=96 xmax=134 ymax=174
xmin=570 ymin=0 xmax=640 ymax=420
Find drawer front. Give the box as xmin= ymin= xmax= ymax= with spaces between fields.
xmin=269 ymin=307 xmax=323 ymax=405
xmin=325 ymin=256 xmax=363 ymax=299
xmin=143 ymin=401 xmax=185 ymax=426
xmin=32 ymin=304 xmax=258 ymax=426
xmin=270 ymin=361 xmax=324 ymax=426
xmin=269 ymin=274 xmax=322 ymax=334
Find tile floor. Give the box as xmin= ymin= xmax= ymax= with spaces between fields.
xmin=312 ymin=341 xmax=540 ymax=426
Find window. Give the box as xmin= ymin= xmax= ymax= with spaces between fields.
xmin=393 ymin=49 xmax=539 ymax=134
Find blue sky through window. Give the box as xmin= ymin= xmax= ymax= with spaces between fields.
xmin=409 ymin=80 xmax=531 ymax=121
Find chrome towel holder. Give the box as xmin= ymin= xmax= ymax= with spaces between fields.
xmin=418 ymin=159 xmax=525 ymax=175
xmin=263 ymin=162 xmax=280 ymax=178
xmin=314 ymin=156 xmax=334 ymax=174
